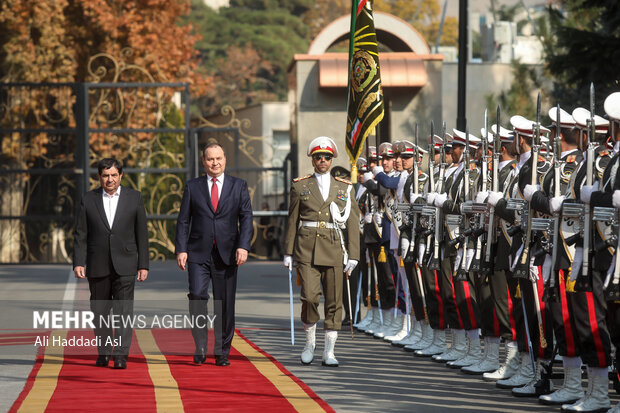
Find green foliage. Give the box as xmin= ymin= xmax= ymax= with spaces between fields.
xmin=546 ymin=0 xmax=620 ymax=110
xmin=188 ymin=0 xmax=310 ymax=114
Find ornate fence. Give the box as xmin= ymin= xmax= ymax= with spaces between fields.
xmin=0 ymin=57 xmax=290 ymax=263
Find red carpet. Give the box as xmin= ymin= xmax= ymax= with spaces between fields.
xmin=9 ymin=329 xmax=332 ymax=413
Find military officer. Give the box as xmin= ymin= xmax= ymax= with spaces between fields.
xmin=283 ymin=136 xmax=360 ymax=367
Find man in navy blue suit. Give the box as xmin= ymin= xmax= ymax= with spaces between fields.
xmin=175 ymin=143 xmax=254 ymax=366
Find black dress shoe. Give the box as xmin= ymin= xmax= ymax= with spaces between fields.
xmin=194 ymin=348 xmax=206 ymax=365
xmin=215 ymin=356 xmax=230 ymax=367
xmin=114 ymin=356 xmax=127 ymax=369
xmin=95 ymin=355 xmax=110 ymax=367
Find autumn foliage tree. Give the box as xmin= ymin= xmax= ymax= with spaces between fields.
xmin=0 ymin=0 xmax=209 ymax=262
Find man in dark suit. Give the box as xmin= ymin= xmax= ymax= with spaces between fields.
xmin=73 ymin=158 xmax=149 ymax=369
xmin=175 ymin=142 xmax=253 ymax=367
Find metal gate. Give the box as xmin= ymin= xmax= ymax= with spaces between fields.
xmin=0 ymin=82 xmax=290 ymax=264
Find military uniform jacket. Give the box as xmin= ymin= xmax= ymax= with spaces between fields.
xmin=441 ymin=162 xmax=480 ymax=257
xmin=490 ymin=160 xmax=517 ymax=270
xmin=529 ymin=150 xmax=581 ymax=270
xmin=566 ymin=146 xmax=613 ymax=271
xmin=285 ymin=174 xmax=360 ymax=266
xmin=362 ymin=178 xmax=388 ymax=244
xmin=400 ymin=169 xmax=429 ymax=253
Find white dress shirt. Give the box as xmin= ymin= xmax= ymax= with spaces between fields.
xmin=208 ymin=173 xmax=224 ymax=202
xmin=314 ymin=172 xmax=331 ymax=201
xmin=103 ymin=186 xmax=121 ymax=228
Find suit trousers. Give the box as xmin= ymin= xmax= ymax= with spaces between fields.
xmin=187 ymin=249 xmax=238 ymax=357
xmin=298 ymin=263 xmax=343 ymax=330
xmin=88 ymin=270 xmax=135 ymax=357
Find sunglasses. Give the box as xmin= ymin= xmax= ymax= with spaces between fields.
xmin=312 ymin=154 xmax=333 ymax=161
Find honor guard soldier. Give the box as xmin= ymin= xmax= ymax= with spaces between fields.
xmin=372 ymin=141 xmax=418 ymax=341
xmin=424 ymin=129 xmax=481 ymax=359
xmin=477 ymin=124 xmax=521 ymax=381
xmin=597 ymin=92 xmax=620 ymax=413
xmin=525 ymin=106 xmax=584 ymax=404
xmin=487 ymin=115 xmax=551 ymax=392
xmin=355 ymin=146 xmax=387 ymax=334
xmin=359 ymin=143 xmax=397 ymax=337
xmin=283 ymin=136 xmax=360 ymax=367
xmin=553 ymin=106 xmax=613 ymax=412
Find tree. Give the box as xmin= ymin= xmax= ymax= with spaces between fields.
xmin=373 ymin=0 xmax=458 ymax=48
xmin=187 ymin=0 xmax=310 ymax=114
xmin=0 ymin=0 xmax=208 ymax=262
xmin=546 ymin=0 xmax=620 ymax=110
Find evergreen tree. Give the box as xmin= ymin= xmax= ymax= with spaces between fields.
xmin=546 ymin=0 xmax=620 ymax=110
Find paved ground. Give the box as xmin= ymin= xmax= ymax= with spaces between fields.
xmin=1 ymin=262 xmax=618 ymax=412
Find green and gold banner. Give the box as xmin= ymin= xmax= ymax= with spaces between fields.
xmin=345 ymin=0 xmax=384 ymax=176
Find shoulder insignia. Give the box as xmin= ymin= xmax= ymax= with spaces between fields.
xmin=566 ymin=155 xmax=577 ymax=163
xmin=334 ymin=176 xmax=352 ymax=185
xmin=538 ymin=155 xmax=546 ymax=163
xmin=293 ymin=174 xmax=312 ymax=183
xmin=599 ymin=150 xmax=609 ymax=157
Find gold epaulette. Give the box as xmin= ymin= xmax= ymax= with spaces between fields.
xmin=293 ymin=174 xmax=312 ymax=183
xmin=334 ymin=176 xmax=352 ymax=185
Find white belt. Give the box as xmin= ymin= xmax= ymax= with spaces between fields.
xmin=300 ymin=221 xmax=337 ymax=229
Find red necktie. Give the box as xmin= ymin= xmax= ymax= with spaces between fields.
xmin=211 ymin=177 xmax=219 ymax=211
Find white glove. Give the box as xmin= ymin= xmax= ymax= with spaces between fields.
xmin=418 ymin=242 xmax=426 ymax=264
xmin=487 ymin=191 xmax=503 ymax=207
xmin=569 ymin=247 xmax=583 ymax=281
xmin=580 ymin=181 xmax=599 ymax=204
xmin=613 ymin=190 xmax=620 ymax=209
xmin=344 ymin=259 xmax=358 ymax=274
xmin=400 ymin=238 xmax=410 ymax=259
xmin=529 ymin=256 xmax=539 ymax=283
xmin=364 ymin=212 xmax=373 ymax=224
xmin=434 ymin=193 xmax=448 ymax=208
xmin=474 ymin=191 xmax=487 ymax=204
xmin=425 ymin=192 xmax=437 ymax=205
xmin=410 ymin=193 xmax=421 ymax=203
xmin=454 ymin=248 xmax=464 ymax=272
xmin=465 ymin=248 xmax=475 ymax=271
xmin=373 ymin=212 xmax=382 ymax=226
xmin=362 ymin=171 xmax=373 ymax=183
xmin=372 ymin=166 xmax=384 ymax=176
xmin=283 ymin=255 xmax=293 ymax=271
xmin=549 ymin=195 xmax=566 ymax=214
xmin=542 ymin=254 xmax=552 ymax=284
xmin=523 ymin=184 xmax=540 ymax=202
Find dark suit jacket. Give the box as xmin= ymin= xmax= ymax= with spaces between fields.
xmin=73 ymin=186 xmax=149 ymax=277
xmin=175 ymin=174 xmax=254 ymax=266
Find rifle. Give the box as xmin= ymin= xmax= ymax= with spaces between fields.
xmin=514 ymin=93 xmax=542 ymax=280
xmin=471 ymin=110 xmax=489 ymax=272
xmin=405 ymin=123 xmax=421 ymax=263
xmin=429 ymin=122 xmax=447 ymax=271
xmin=547 ymin=104 xmax=563 ymax=301
xmin=485 ymin=106 xmax=501 ymax=263
xmin=455 ymin=128 xmax=472 ymax=281
xmin=576 ymin=83 xmax=596 ymax=292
